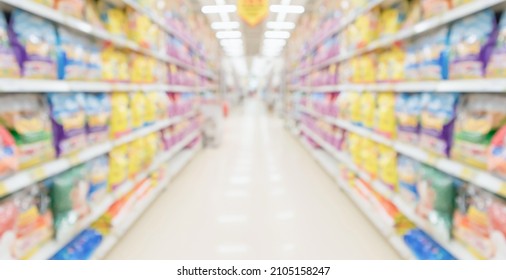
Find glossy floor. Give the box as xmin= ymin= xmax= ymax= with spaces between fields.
xmin=106 ymin=99 xmax=399 ymax=259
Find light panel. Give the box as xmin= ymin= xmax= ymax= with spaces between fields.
xmin=270 ymin=5 xmax=305 ymax=14
xmin=212 ymin=21 xmax=240 ymax=29
xmin=216 ymin=31 xmax=242 ymax=39
xmin=266 ymin=21 xmax=295 ymax=30
xmin=202 ymin=5 xmax=237 ymax=14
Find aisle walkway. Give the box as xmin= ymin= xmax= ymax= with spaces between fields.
xmin=106 ymin=99 xmax=398 ymax=259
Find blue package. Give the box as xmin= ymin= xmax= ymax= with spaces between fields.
xmin=419 ymin=27 xmax=450 ymax=80
xmin=396 ymin=92 xmax=421 ymax=144
xmin=420 ymin=92 xmax=460 ymax=157
xmin=403 ymin=229 xmax=455 ymax=260
xmin=84 ymin=93 xmax=110 ymax=144
xmin=0 ymin=11 xmax=20 ymax=78
xmin=8 ymin=9 xmax=58 ymax=79
xmin=397 ymin=155 xmax=420 ymax=203
xmin=47 ymin=93 xmax=87 ymax=156
xmin=57 ymin=26 xmax=88 ymax=80
xmin=85 ymin=40 xmax=102 ymax=81
xmin=86 ymin=155 xmax=109 ymax=204
xmin=449 ymin=10 xmax=498 ymax=79
xmin=51 ymin=229 xmax=103 ymax=260
xmin=404 ymin=41 xmax=420 ymax=81
xmin=487 ymin=10 xmax=506 ymax=78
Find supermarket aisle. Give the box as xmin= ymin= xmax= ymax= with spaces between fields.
xmin=106 ymin=98 xmax=398 ymax=259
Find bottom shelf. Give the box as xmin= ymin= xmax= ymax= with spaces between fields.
xmin=91 ymin=140 xmax=202 ymax=260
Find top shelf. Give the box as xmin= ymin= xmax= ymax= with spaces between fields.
xmin=290 ymin=0 xmax=506 ymax=78
xmin=0 ymin=0 xmax=217 ymax=80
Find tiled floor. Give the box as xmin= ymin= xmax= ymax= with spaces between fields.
xmin=106 ymin=99 xmax=399 ymax=260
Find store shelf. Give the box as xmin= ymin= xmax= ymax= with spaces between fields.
xmin=291 ymin=0 xmax=506 ymax=77
xmin=291 ymin=79 xmax=506 ymax=93
xmin=299 ymin=124 xmax=476 ymax=260
xmin=296 ymin=130 xmax=415 ymax=260
xmin=0 ymin=0 xmax=216 ymax=79
xmin=0 ymin=79 xmax=210 ymax=93
xmin=29 ymin=131 xmax=201 ymax=260
xmin=90 ymin=140 xmax=202 ymax=260
xmin=0 ymin=111 xmax=198 ymax=199
xmin=300 ymin=108 xmax=506 ymax=199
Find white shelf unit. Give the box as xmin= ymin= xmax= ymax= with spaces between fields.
xmin=0 ymin=111 xmax=198 ymax=198
xmin=90 ymin=140 xmax=202 ymax=260
xmin=290 ymin=0 xmax=506 ymax=77
xmin=295 ymin=131 xmax=416 ymax=260
xmin=29 ymin=131 xmax=201 ymax=260
xmin=0 ymin=79 xmax=215 ymax=93
xmin=291 ymin=78 xmax=506 ymax=93
xmin=299 ymin=108 xmax=506 ymax=200
xmin=298 ymin=125 xmax=477 ymax=260
xmin=0 ymin=0 xmax=216 ymax=80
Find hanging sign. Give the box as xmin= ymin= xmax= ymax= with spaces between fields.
xmin=238 ymin=0 xmax=270 ymax=27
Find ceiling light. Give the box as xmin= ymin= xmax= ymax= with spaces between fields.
xmin=266 ymin=21 xmax=295 ymax=30
xmin=270 ymin=5 xmax=305 ymax=14
xmin=212 ymin=21 xmax=240 ymax=29
xmin=265 ymin=31 xmax=291 ymax=39
xmin=202 ymin=5 xmax=236 ymax=14
xmin=220 ymin=39 xmax=243 ymax=47
xmin=216 ymin=31 xmax=242 ymax=39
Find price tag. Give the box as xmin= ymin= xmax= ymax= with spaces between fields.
xmin=0 ymin=183 xmax=8 ymax=197
xmin=460 ymin=167 xmax=477 ymax=181
xmin=498 ymin=183 xmax=506 ymax=198
xmin=30 ymin=167 xmax=46 ymax=181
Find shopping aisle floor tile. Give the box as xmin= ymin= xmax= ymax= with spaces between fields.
xmin=106 ymin=99 xmax=399 ymax=260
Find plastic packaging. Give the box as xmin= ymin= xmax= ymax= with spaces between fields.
xmin=85 ymin=93 xmax=111 ymax=144
xmin=0 ymin=11 xmax=20 ymax=78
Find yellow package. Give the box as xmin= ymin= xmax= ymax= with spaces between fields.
xmin=128 ymin=138 xmax=146 ymax=178
xmin=377 ymin=51 xmax=390 ymax=82
xmin=144 ymin=133 xmax=159 ymax=165
xmin=355 ymin=9 xmax=379 ymax=48
xmin=390 ymin=47 xmax=406 ymax=81
xmin=361 ymin=138 xmax=378 ymax=178
xmin=101 ymin=47 xmax=117 ymax=82
xmin=360 ymin=54 xmax=377 ymax=83
xmin=360 ymin=92 xmax=376 ymax=129
xmin=130 ymin=54 xmax=149 ymax=83
xmin=110 ymin=92 xmax=131 ymax=138
xmin=375 ymin=92 xmax=397 ymax=138
xmin=380 ymin=1 xmax=409 ymax=37
xmin=130 ymin=92 xmax=146 ymax=129
xmin=127 ymin=8 xmax=151 ymax=46
xmin=348 ymin=133 xmax=363 ymax=167
xmin=145 ymin=92 xmax=158 ymax=124
xmin=348 ymin=92 xmax=362 ymax=124
xmin=99 ymin=2 xmax=126 ymax=37
xmin=116 ymin=51 xmax=129 ymax=82
xmin=378 ymin=144 xmax=398 ymax=191
xmin=108 ymin=144 xmax=128 ymax=189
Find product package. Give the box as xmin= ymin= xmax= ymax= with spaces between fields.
xmin=110 ymin=92 xmax=131 ymax=139
xmin=380 ymin=0 xmax=408 ymax=37
xmin=98 ymin=2 xmax=127 ymax=38
xmin=0 ymin=125 xmax=19 ymax=178
xmin=8 ymin=10 xmax=58 ymax=79
xmin=86 ymin=155 xmax=109 ymax=205
xmin=448 ymin=10 xmax=498 ymax=79
xmin=419 ymin=92 xmax=460 ymax=157
xmin=487 ymin=11 xmax=506 ymax=78
xmin=452 ymin=94 xmax=506 ymax=169
xmin=488 ymin=125 xmax=506 ymax=178
xmin=56 ymin=0 xmax=85 ymax=19
xmin=84 ymin=40 xmax=102 ymax=81
xmin=361 ymin=138 xmax=379 ymax=178
xmin=0 ymin=11 xmax=20 ymax=78
xmin=418 ymin=27 xmax=450 ymax=80
xmin=130 ymin=92 xmax=146 ymax=129
xmin=396 ymin=92 xmax=421 ymax=144
xmin=57 ymin=27 xmax=88 ymax=80
xmin=405 ymin=41 xmax=421 ymax=81
xmin=0 ymin=184 xmax=53 ymax=259
xmin=416 ymin=165 xmax=457 ymax=241
xmin=47 ymin=165 xmax=90 ymax=240
xmin=84 ymin=93 xmax=111 ymax=144
xmin=421 ymin=0 xmax=452 ymax=19
xmin=51 ymin=228 xmax=102 ymax=260
xmin=375 ymin=92 xmax=397 ymax=139
xmin=378 ymin=144 xmax=398 ymax=191
xmin=84 ymin=0 xmax=105 ymax=30
xmin=108 ymin=144 xmax=128 ymax=190
xmin=47 ymin=93 xmax=87 ymax=157
xmin=453 ymin=184 xmax=506 ymax=259
xmin=360 ymin=92 xmax=376 ymax=129
xmin=0 ymin=94 xmax=55 ymax=169
xmin=397 ymin=155 xmax=420 ymax=204
xmin=403 ymin=228 xmax=455 ymax=259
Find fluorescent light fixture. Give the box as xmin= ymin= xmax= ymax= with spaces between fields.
xmin=270 ymin=5 xmax=304 ymax=14
xmin=212 ymin=21 xmax=240 ymax=29
xmin=266 ymin=21 xmax=295 ymax=30
xmin=202 ymin=5 xmax=236 ymax=14
xmin=264 ymin=31 xmax=291 ymax=39
xmin=220 ymin=39 xmax=243 ymax=47
xmin=263 ymin=39 xmax=287 ymax=46
xmin=216 ymin=31 xmax=242 ymax=39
